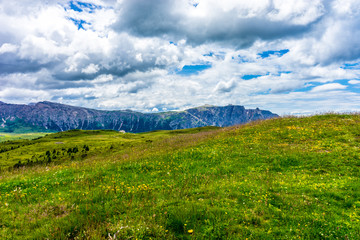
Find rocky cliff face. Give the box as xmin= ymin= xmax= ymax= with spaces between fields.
xmin=0 ymin=101 xmax=278 ymax=133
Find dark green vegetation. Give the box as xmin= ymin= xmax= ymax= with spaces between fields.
xmin=0 ymin=117 xmax=54 ymax=134
xmin=0 ymin=114 xmax=360 ymax=239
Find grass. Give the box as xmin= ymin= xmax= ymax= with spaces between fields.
xmin=0 ymin=114 xmax=360 ymax=239
xmin=0 ymin=133 xmax=49 ymax=143
xmin=0 ymin=127 xmax=219 ymax=170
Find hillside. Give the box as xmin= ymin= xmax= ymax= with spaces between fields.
xmin=0 ymin=101 xmax=278 ymax=133
xmin=0 ymin=114 xmax=360 ymax=239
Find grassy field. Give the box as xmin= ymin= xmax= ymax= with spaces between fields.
xmin=0 ymin=132 xmax=49 ymax=143
xmin=0 ymin=115 xmax=359 ymax=239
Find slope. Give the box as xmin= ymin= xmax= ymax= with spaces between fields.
xmin=0 ymin=114 xmax=359 ymax=239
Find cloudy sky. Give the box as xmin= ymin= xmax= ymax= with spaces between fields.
xmin=0 ymin=0 xmax=360 ymax=115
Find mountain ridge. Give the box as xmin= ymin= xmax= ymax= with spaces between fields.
xmin=0 ymin=101 xmax=278 ymax=133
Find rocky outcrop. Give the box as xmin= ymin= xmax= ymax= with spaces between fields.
xmin=0 ymin=101 xmax=278 ymax=133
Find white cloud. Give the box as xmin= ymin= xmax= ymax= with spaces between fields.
xmin=311 ymin=83 xmax=347 ymax=92
xmin=0 ymin=0 xmax=360 ymax=115
xmin=348 ymin=80 xmax=360 ymax=84
xmin=82 ymin=64 xmax=100 ymax=74
xmin=0 ymin=43 xmax=18 ymax=54
xmin=268 ymin=0 xmax=325 ymax=25
xmin=214 ymin=78 xmax=238 ymax=93
xmin=0 ymin=87 xmax=51 ymax=102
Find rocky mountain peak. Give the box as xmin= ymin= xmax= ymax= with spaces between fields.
xmin=0 ymin=101 xmax=278 ymax=133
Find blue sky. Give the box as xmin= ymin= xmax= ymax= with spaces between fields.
xmin=177 ymin=64 xmax=212 ymax=75
xmin=258 ymin=49 xmax=289 ymax=58
xmin=0 ymin=0 xmax=360 ymax=115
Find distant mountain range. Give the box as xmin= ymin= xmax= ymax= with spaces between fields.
xmin=0 ymin=101 xmax=278 ymax=133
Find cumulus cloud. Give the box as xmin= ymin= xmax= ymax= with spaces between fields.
xmin=113 ymin=0 xmax=325 ymax=48
xmin=214 ymin=78 xmax=238 ymax=93
xmin=81 ymin=64 xmax=100 ymax=74
xmin=0 ymin=0 xmax=360 ymax=114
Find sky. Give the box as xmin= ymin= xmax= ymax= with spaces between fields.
xmin=0 ymin=0 xmax=360 ymax=115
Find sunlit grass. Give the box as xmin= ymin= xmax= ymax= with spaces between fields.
xmin=0 ymin=132 xmax=49 ymax=142
xmin=0 ymin=115 xmax=360 ymax=239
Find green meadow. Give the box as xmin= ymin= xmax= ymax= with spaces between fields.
xmin=0 ymin=114 xmax=359 ymax=239
xmin=0 ymin=133 xmax=49 ymax=143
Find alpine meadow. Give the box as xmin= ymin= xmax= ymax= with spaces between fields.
xmin=1 ymin=114 xmax=360 ymax=239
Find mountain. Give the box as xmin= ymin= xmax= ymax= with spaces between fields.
xmin=0 ymin=101 xmax=278 ymax=133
